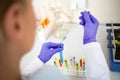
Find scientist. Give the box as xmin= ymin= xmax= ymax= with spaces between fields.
xmin=0 ymin=0 xmax=110 ymax=80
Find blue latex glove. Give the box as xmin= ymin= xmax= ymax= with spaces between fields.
xmin=38 ymin=42 xmax=64 ymax=63
xmin=79 ymin=11 xmax=99 ymax=44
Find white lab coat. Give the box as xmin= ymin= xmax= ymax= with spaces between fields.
xmin=21 ymin=42 xmax=110 ymax=80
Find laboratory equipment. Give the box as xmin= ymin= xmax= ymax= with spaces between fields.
xmin=40 ymin=18 xmax=50 ymax=28
xmin=59 ymin=51 xmax=64 ymax=63
xmin=48 ymin=1 xmax=71 ymax=39
xmin=53 ymin=57 xmax=87 ymax=77
xmin=107 ymin=23 xmax=120 ymax=72
xmin=52 ymin=23 xmax=69 ymax=39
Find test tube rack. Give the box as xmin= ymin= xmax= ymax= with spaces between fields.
xmin=53 ymin=57 xmax=87 ymax=77
xmin=57 ymin=67 xmax=86 ymax=77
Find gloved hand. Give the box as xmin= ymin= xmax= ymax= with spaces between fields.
xmin=38 ymin=42 xmax=64 ymax=63
xmin=79 ymin=11 xmax=99 ymax=44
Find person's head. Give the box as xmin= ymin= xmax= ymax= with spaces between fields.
xmin=0 ymin=0 xmax=37 ymax=79
xmin=0 ymin=0 xmax=36 ymax=57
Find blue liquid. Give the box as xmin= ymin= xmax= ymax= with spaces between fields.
xmin=59 ymin=51 xmax=63 ymax=63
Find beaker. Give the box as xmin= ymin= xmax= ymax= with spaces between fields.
xmin=52 ymin=22 xmax=70 ymax=39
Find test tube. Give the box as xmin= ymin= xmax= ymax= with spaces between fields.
xmin=82 ymin=58 xmax=86 ymax=71
xmin=54 ymin=57 xmax=59 ymax=67
xmin=73 ymin=57 xmax=76 ymax=66
xmin=59 ymin=59 xmax=62 ymax=67
xmin=82 ymin=62 xmax=85 ymax=71
xmin=73 ymin=57 xmax=76 ymax=69
xmin=75 ymin=63 xmax=79 ymax=71
xmin=54 ymin=61 xmax=57 ymax=67
xmin=79 ymin=59 xmax=82 ymax=70
xmin=70 ymin=58 xmax=73 ymax=68
xmin=64 ymin=60 xmax=68 ymax=68
xmin=59 ymin=51 xmax=63 ymax=63
xmin=59 ymin=36 xmax=67 ymax=63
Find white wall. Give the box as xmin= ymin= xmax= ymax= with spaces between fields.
xmin=33 ymin=0 xmax=120 ymax=23
xmin=87 ymin=0 xmax=120 ymax=23
xmin=32 ymin=0 xmax=71 ymax=21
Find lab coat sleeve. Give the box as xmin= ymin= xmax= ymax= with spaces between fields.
xmin=21 ymin=57 xmax=44 ymax=78
xmin=83 ymin=42 xmax=110 ymax=80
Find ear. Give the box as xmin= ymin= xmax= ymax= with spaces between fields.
xmin=3 ymin=3 xmax=24 ymax=43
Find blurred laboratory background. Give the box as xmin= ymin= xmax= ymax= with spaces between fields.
xmin=20 ymin=0 xmax=120 ymax=80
